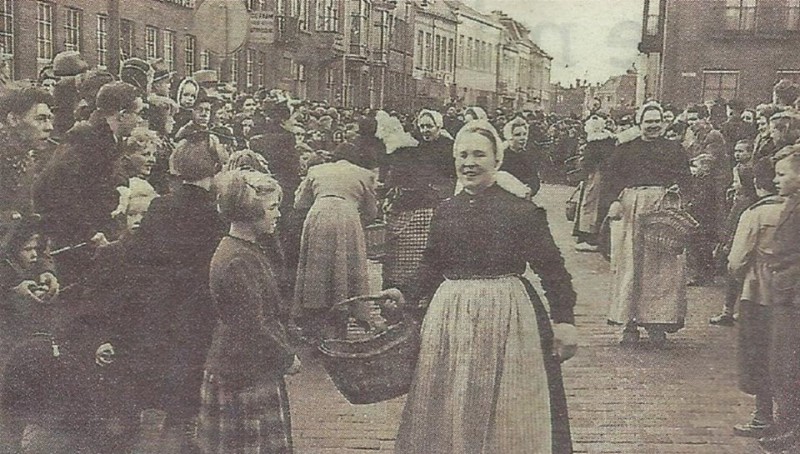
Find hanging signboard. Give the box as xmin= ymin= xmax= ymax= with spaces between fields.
xmin=250 ymin=9 xmax=277 ymax=45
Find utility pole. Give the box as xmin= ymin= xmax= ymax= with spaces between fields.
xmin=108 ymin=0 xmax=120 ymax=76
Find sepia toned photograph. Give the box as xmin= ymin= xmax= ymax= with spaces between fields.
xmin=0 ymin=0 xmax=796 ymax=452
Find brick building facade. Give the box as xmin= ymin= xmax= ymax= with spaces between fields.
xmin=638 ymin=0 xmax=800 ymax=109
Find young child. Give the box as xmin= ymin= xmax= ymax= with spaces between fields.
xmin=686 ymin=153 xmax=718 ymax=286
xmin=0 ymin=213 xmax=58 ymax=344
xmin=710 ymin=140 xmax=758 ymax=325
xmin=726 ymin=158 xmax=783 ymax=437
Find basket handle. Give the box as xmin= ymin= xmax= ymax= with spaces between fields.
xmin=658 ymin=186 xmax=682 ymax=211
xmin=331 ymin=294 xmax=389 ymax=312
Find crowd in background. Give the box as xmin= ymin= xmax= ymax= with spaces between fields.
xmin=0 ymin=49 xmax=582 ymax=453
xmin=568 ymin=78 xmax=800 ymax=453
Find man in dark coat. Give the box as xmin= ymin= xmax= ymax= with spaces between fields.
xmin=33 ymin=81 xmax=145 ymax=286
xmin=249 ymin=102 xmax=303 ymax=285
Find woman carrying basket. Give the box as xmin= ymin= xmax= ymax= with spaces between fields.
xmin=387 ymin=120 xmax=578 ymax=454
xmin=599 ymin=102 xmax=692 ymax=346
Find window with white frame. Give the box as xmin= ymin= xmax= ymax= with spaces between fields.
xmin=65 ymin=8 xmax=82 ymax=52
xmin=702 ymin=70 xmax=739 ymax=102
xmin=316 ymin=0 xmax=338 ymax=32
xmin=246 ymin=49 xmax=255 ymax=88
xmin=200 ymin=49 xmax=211 ymax=70
xmin=725 ymin=0 xmax=757 ymax=31
xmin=230 ymin=51 xmax=239 ymax=85
xmin=163 ymin=30 xmax=175 ymax=71
xmin=146 ymin=26 xmax=158 ymax=60
xmin=37 ymin=1 xmax=53 ymax=62
xmin=425 ymin=32 xmax=432 ymax=70
xmin=0 ymin=0 xmax=14 ymax=79
xmin=645 ymin=0 xmax=660 ymax=35
xmin=787 ymin=0 xmax=800 ymax=30
xmin=415 ymin=30 xmax=423 ymax=69
xmin=294 ymin=0 xmax=310 ymax=31
xmin=120 ymin=19 xmax=134 ymax=60
xmin=96 ymin=14 xmax=108 ymax=68
xmin=184 ymin=35 xmax=196 ymax=75
xmin=259 ymin=51 xmax=266 ymax=87
xmin=447 ymin=38 xmax=454 ymax=72
xmin=777 ymin=70 xmax=800 ymax=85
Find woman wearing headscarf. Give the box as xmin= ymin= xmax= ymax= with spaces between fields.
xmin=382 ymin=109 xmax=455 ymax=290
xmin=291 ymin=145 xmax=378 ymax=339
xmin=390 ymin=120 xmax=577 ymax=454
xmin=599 ymin=102 xmax=692 ymax=345
xmin=501 ymin=116 xmax=542 ymax=197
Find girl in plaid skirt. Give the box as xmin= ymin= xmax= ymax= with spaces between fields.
xmin=198 ymin=169 xmax=300 ymax=454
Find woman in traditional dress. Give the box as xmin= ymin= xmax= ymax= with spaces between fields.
xmin=600 ymin=102 xmax=692 ymax=345
xmin=501 ymin=116 xmax=542 ymax=197
xmin=390 ymin=120 xmax=578 ymax=454
xmin=198 ymin=169 xmax=300 ymax=454
xmin=382 ymin=109 xmax=455 ymax=290
xmin=292 ymin=146 xmax=378 ymax=338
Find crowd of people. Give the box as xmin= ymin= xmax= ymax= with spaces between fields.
xmin=0 ymin=49 xmax=581 ymax=454
xmin=569 ymin=79 xmax=800 ymax=452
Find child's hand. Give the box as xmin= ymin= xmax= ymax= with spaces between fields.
xmin=12 ymin=280 xmax=43 ymax=304
xmin=38 ymin=272 xmax=59 ymax=299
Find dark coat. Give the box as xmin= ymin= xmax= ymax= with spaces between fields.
xmin=384 ymin=134 xmax=455 ymax=212
xmin=250 ymin=123 xmax=301 ymax=209
xmin=501 ymin=142 xmax=542 ymax=196
xmin=206 ymin=237 xmax=295 ymax=391
xmin=92 ymin=183 xmax=226 ymax=417
xmin=33 ymin=115 xmax=120 ymax=250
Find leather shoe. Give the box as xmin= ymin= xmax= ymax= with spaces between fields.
xmin=759 ymin=429 xmax=799 ymax=451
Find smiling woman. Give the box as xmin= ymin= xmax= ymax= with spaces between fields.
xmin=392 ymin=120 xmax=578 ymax=454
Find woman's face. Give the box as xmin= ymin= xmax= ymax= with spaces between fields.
xmin=509 ymin=125 xmax=528 ymax=150
xmin=242 ymin=98 xmax=258 ymax=117
xmin=16 ymin=235 xmax=39 ymax=270
xmin=255 ymin=192 xmax=282 ymax=235
xmin=179 ymin=83 xmax=197 ymax=108
xmin=454 ymin=132 xmax=497 ymax=193
xmin=640 ymin=110 xmax=664 ymax=140
xmin=757 ymin=115 xmax=769 ymax=134
xmin=131 ymin=143 xmax=157 ymax=177
xmin=417 ymin=115 xmax=440 ymax=142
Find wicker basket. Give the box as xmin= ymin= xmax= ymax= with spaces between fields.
xmin=364 ymin=222 xmax=387 ymax=261
xmin=639 ymin=194 xmax=699 ymax=255
xmin=318 ymin=295 xmax=420 ymax=405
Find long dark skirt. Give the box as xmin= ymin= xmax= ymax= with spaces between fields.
xmin=738 ymin=300 xmax=772 ymax=396
xmin=197 ymin=372 xmax=292 ymax=454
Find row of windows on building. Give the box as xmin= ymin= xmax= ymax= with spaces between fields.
xmin=701 ymin=69 xmax=800 ymax=101
xmin=645 ymin=0 xmax=800 ymax=35
xmin=414 ymin=30 xmax=522 ymax=76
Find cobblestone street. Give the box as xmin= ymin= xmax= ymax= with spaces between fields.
xmin=287 ymin=184 xmax=761 ymax=454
